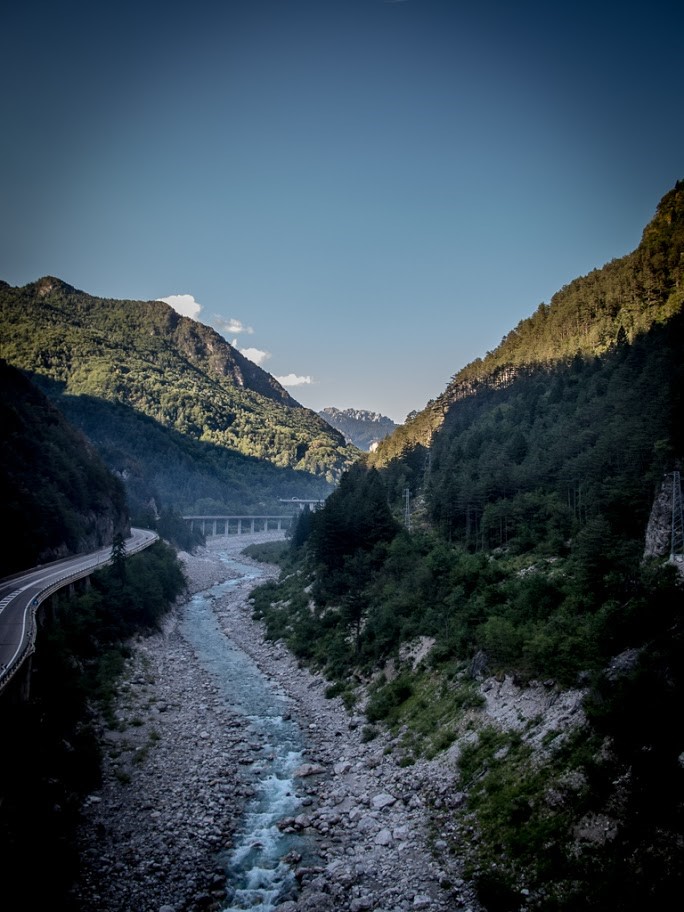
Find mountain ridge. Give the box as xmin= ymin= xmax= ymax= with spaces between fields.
xmin=319 ymin=406 xmax=398 ymax=451
xmin=0 ymin=278 xmax=359 ymax=514
xmin=371 ymin=180 xmax=684 ymax=466
xmin=252 ymin=182 xmax=684 ymax=912
xmin=24 ymin=275 xmax=300 ymax=407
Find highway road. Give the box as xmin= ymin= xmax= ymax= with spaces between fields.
xmin=0 ymin=528 xmax=158 ymax=691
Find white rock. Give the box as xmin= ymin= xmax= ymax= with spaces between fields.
xmin=293 ymin=762 xmax=325 ymax=778
xmin=356 ymin=814 xmax=378 ymax=833
xmin=375 ymin=827 xmax=393 ymax=846
xmin=371 ymin=792 xmax=396 ymax=810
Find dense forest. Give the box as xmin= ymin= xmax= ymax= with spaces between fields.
xmin=0 ymin=278 xmax=358 ymax=515
xmin=0 ymin=359 xmax=189 ymax=909
xmin=0 ymin=538 xmax=187 ymax=911
xmin=0 ymin=360 xmax=129 ymax=575
xmin=249 ymin=183 xmax=684 ymax=911
xmin=52 ymin=381 xmax=336 ymax=522
xmin=372 ymin=180 xmax=684 ymax=465
xmin=2 ymin=180 xmax=682 ymax=910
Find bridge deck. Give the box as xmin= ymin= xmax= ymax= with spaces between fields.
xmin=183 ymin=516 xmax=293 ymax=535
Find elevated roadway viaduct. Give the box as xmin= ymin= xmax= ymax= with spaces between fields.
xmin=0 ymin=528 xmax=158 ymax=699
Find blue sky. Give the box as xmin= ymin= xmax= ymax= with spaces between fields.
xmin=2 ymin=0 xmax=682 ymax=423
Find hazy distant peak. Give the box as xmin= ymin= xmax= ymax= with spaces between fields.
xmin=319 ymin=406 xmax=398 ymax=451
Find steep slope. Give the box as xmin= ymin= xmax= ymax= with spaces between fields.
xmin=251 ymin=183 xmax=684 ymax=912
xmin=372 ymin=180 xmax=684 ymax=466
xmin=0 ymin=278 xmax=359 ymax=512
xmin=319 ymin=406 xmax=398 ymax=451
xmin=0 ymin=360 xmax=129 ymax=575
xmin=0 ymin=278 xmax=355 ymax=477
xmin=52 ymin=385 xmax=335 ymax=518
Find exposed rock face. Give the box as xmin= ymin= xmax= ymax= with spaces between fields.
xmin=319 ymin=407 xmax=398 ymax=451
xmin=644 ymin=473 xmax=676 ymax=558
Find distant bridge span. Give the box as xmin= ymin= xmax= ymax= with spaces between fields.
xmin=184 ymin=497 xmax=327 ymax=537
xmin=278 ymin=498 xmax=326 ymax=511
xmin=183 ymin=516 xmax=293 ymax=536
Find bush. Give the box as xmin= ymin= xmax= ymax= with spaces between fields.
xmin=365 ymin=674 xmax=414 ymax=723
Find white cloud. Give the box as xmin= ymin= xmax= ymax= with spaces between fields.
xmin=276 ymin=373 xmax=313 ymax=387
xmin=213 ymin=316 xmax=254 ymax=336
xmin=239 ymin=347 xmax=271 ymax=366
xmin=157 ymin=294 xmax=202 ymax=319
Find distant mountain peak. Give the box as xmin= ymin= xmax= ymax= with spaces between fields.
xmin=34 ymin=276 xmax=79 ymax=296
xmin=319 ymin=406 xmax=398 ymax=451
xmin=321 ymin=406 xmax=394 ymax=424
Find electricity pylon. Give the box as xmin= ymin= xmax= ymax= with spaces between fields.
xmin=404 ymin=487 xmax=412 ymax=532
xmin=671 ymin=470 xmax=684 ymax=562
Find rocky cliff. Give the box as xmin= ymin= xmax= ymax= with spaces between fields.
xmin=643 ymin=470 xmax=681 ymax=559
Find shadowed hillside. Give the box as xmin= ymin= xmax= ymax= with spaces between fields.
xmin=372 ymin=180 xmax=684 ymax=467
xmin=249 ymin=182 xmax=684 ymax=912
xmin=0 ymin=360 xmax=129 ymax=576
xmin=0 ymin=278 xmax=360 ymax=513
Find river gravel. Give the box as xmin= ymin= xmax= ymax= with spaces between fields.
xmin=70 ymin=533 xmax=482 ymax=912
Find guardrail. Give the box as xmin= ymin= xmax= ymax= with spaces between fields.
xmin=0 ymin=530 xmax=158 ymax=694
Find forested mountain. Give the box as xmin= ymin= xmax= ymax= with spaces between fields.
xmin=372 ymin=180 xmax=684 ymax=465
xmin=0 ymin=360 xmax=129 ymax=576
xmin=0 ymin=278 xmax=358 ymax=514
xmin=250 ymin=182 xmax=684 ymax=911
xmin=319 ymin=406 xmax=398 ymax=450
xmin=0 ymin=357 xmax=189 ymax=907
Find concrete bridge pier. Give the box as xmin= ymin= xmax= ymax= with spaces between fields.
xmin=185 ymin=516 xmax=291 ymax=537
xmin=0 ymin=654 xmax=33 ymax=704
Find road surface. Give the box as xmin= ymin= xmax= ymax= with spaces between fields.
xmin=0 ymin=528 xmax=158 ymax=691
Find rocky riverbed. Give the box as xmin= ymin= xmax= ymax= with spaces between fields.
xmin=71 ymin=533 xmax=486 ymax=912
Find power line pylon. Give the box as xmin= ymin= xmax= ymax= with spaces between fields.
xmin=404 ymin=487 xmax=412 ymax=532
xmin=671 ymin=470 xmax=684 ymax=563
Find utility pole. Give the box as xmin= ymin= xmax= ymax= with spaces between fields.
xmin=671 ymin=470 xmax=683 ymax=562
xmin=404 ymin=487 xmax=412 ymax=532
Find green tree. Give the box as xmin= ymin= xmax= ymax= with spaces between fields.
xmin=110 ymin=532 xmax=127 ymax=581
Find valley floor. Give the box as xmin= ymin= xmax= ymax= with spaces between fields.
xmin=70 ymin=533 xmax=484 ymax=912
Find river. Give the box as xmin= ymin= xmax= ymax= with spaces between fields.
xmin=72 ymin=532 xmax=476 ymax=912
xmin=179 ymin=548 xmax=318 ymax=911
